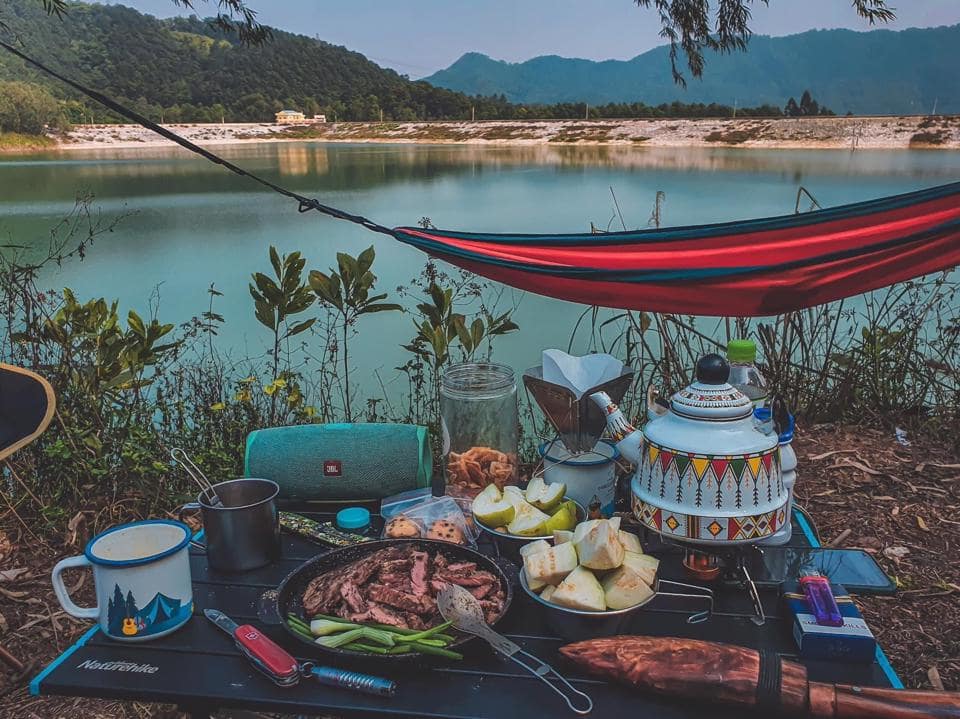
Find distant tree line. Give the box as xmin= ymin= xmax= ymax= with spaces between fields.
xmin=784 ymin=90 xmax=834 ymax=117
xmin=0 ymin=78 xmax=835 ymax=133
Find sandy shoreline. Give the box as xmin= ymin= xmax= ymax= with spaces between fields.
xmin=25 ymin=116 xmax=960 ymax=152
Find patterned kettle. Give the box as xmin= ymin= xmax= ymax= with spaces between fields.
xmin=590 ymin=354 xmax=787 ymax=544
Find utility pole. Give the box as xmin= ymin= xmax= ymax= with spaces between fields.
xmin=585 ymin=103 xmax=589 ymax=120
xmin=379 ymin=108 xmax=383 ymax=123
xmin=471 ymin=105 xmax=475 ymax=122
xmin=732 ymin=98 xmax=738 ymax=118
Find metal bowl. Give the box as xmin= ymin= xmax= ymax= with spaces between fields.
xmin=474 ymin=498 xmax=586 ymax=561
xmin=519 ymin=565 xmax=712 ymax=641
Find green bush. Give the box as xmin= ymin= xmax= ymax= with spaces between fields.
xmin=0 ymin=81 xmax=64 ymax=134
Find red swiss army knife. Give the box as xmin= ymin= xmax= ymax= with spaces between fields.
xmin=204 ymin=608 xmax=396 ymax=696
xmin=205 ymin=608 xmax=301 ymax=686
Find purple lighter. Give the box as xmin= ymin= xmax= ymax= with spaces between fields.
xmin=798 ymin=571 xmax=843 ymax=627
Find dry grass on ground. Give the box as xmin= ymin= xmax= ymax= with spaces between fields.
xmin=0 ymin=423 xmax=957 ymax=717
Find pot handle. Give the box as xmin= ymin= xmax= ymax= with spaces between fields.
xmin=257 ymin=589 xmax=283 ymax=626
xmin=654 ymin=579 xmax=713 ymax=624
xmin=177 ymin=502 xmax=206 ymax=551
xmin=51 ymin=555 xmax=99 ymax=620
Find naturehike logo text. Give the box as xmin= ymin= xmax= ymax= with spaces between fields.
xmin=77 ymin=659 xmax=159 ymax=674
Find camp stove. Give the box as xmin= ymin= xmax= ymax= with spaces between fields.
xmin=681 ymin=545 xmax=767 ymax=625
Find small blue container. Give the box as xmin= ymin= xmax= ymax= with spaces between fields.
xmin=336 ymin=507 xmax=371 ymax=533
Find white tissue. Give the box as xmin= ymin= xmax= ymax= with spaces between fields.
xmin=541 ymin=349 xmax=624 ymax=399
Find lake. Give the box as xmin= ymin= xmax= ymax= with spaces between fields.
xmin=2 ymin=142 xmax=959 ymax=394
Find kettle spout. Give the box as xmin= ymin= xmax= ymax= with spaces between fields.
xmin=589 ymin=391 xmax=642 ymax=466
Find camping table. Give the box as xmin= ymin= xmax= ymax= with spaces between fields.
xmin=32 ymin=510 xmax=902 ymax=718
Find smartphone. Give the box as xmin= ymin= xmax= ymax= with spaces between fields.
xmin=744 ymin=547 xmax=895 ymax=595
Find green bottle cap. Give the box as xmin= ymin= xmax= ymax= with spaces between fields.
xmin=727 ymin=339 xmax=757 ymax=364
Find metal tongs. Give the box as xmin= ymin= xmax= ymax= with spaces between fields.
xmin=170 ymin=447 xmax=222 ymax=506
xmin=438 ymin=585 xmax=593 ymax=715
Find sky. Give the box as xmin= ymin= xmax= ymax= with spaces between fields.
xmin=106 ymin=0 xmax=960 ymax=77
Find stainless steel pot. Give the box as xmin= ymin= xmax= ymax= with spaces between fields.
xmin=181 ymin=478 xmax=280 ymax=572
xmin=519 ymin=568 xmax=712 ymax=641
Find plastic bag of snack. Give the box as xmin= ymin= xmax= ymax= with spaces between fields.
xmin=381 ymin=495 xmax=477 ymax=547
xmin=380 ymin=487 xmax=434 ymax=520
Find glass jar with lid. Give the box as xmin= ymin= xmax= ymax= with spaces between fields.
xmin=441 ymin=362 xmax=518 ymax=497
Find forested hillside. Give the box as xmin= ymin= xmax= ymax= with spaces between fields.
xmin=0 ymin=0 xmax=477 ymax=122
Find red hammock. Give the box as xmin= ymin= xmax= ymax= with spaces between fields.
xmin=392 ymin=181 xmax=960 ymax=317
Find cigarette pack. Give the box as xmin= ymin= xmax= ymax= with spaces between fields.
xmin=781 ymin=581 xmax=876 ymax=663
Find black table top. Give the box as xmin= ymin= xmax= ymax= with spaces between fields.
xmin=32 ymin=513 xmax=898 ymax=718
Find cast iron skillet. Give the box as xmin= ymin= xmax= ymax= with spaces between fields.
xmin=259 ymin=538 xmax=514 ymax=662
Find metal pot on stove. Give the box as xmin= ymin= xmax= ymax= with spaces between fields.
xmin=590 ymin=354 xmax=788 ymax=545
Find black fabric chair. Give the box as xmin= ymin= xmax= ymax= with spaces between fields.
xmin=0 ymin=363 xmax=55 ymax=461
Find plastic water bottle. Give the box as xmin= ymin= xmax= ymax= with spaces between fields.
xmin=727 ymin=339 xmax=768 ymax=408
xmin=761 ymin=412 xmax=796 ymax=545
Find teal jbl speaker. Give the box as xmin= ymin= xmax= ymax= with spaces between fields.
xmin=244 ymin=423 xmax=433 ymax=501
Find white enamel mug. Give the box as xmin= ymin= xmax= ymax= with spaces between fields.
xmin=51 ymin=520 xmax=194 ymax=641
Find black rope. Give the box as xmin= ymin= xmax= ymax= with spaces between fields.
xmin=0 ymin=39 xmax=396 ymax=238
xmin=755 ymin=649 xmax=782 ymax=710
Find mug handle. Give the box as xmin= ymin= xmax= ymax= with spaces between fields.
xmin=51 ymin=555 xmax=99 ymax=620
xmin=178 ymin=502 xmax=206 ymax=551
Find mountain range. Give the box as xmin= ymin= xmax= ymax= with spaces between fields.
xmin=425 ymin=24 xmax=960 ymax=115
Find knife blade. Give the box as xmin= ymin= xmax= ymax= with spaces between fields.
xmin=204 ymin=608 xmax=300 ymax=687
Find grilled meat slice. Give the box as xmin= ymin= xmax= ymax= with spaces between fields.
xmin=340 ymin=580 xmax=367 ymax=613
xmin=410 ymin=550 xmax=431 ymax=597
xmin=366 ymin=583 xmax=433 ymax=615
xmin=469 ymin=583 xmax=494 ymax=600
xmin=366 ymin=602 xmax=407 ymax=627
xmin=435 ymin=569 xmax=498 ymax=587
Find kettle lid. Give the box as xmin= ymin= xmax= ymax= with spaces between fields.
xmin=670 ymin=354 xmax=754 ymax=421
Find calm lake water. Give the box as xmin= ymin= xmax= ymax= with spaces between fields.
xmin=2 ymin=142 xmax=960 ymax=389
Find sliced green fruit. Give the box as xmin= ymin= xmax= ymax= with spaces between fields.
xmin=507 ymin=501 xmax=551 ymax=536
xmin=572 ymin=519 xmax=601 ymax=545
xmin=618 ymin=530 xmax=643 ymax=554
xmin=576 ymin=519 xmax=625 ymax=570
xmin=552 ymin=529 xmax=574 ymax=544
xmin=601 ymin=566 xmax=654 ymax=609
xmin=551 ymin=566 xmax=606 ymax=611
xmin=543 ymin=502 xmax=577 ymax=533
xmin=472 ymin=484 xmax=516 ymax=528
xmin=621 ymin=551 xmax=659 ymax=587
xmin=520 ymin=540 xmax=551 ymax=590
xmin=525 ymin=542 xmax=578 ymax=586
xmin=526 ymin=477 xmax=567 ymax=511
xmin=502 ymin=485 xmax=526 ymax=510
xmin=519 ymin=539 xmax=551 ymax=559
xmin=549 ymin=499 xmax=578 ymax=517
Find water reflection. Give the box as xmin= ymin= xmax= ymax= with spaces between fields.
xmin=3 ymin=143 xmax=959 ymax=208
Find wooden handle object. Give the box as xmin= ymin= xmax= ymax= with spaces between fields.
xmin=559 ymin=636 xmax=960 ymax=718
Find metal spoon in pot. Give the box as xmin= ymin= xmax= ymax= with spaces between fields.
xmin=437 ymin=584 xmax=593 ymax=715
xmin=170 ymin=448 xmax=222 ymax=506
